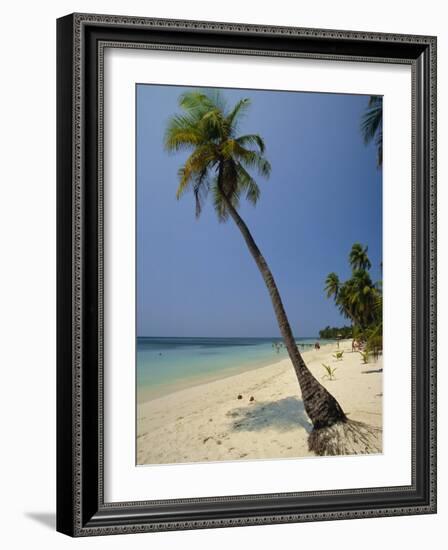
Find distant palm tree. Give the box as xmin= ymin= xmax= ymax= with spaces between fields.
xmin=325 ymin=244 xmax=381 ymax=330
xmin=165 ymin=90 xmax=347 ymax=445
xmin=349 ymin=243 xmax=372 ymax=272
xmin=335 ymin=281 xmax=356 ymax=323
xmin=325 ymin=272 xmax=340 ymax=300
xmin=360 ymin=96 xmax=382 ymax=167
xmin=348 ymin=269 xmax=378 ymax=328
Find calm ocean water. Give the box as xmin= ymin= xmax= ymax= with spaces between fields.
xmin=137 ymin=336 xmax=330 ymax=401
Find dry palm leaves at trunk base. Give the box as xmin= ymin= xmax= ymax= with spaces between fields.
xmin=308 ymin=419 xmax=382 ymax=456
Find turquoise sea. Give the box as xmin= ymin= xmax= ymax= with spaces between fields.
xmin=137 ymin=336 xmax=331 ymax=401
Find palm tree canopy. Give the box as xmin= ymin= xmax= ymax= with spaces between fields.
xmin=325 ymin=243 xmax=381 ymax=329
xmin=324 ymin=272 xmax=340 ymax=299
xmin=349 ymin=243 xmax=372 ymax=272
xmin=164 ymin=90 xmax=271 ymax=220
xmin=337 ymin=271 xmax=379 ymax=328
xmin=348 ymin=269 xmax=379 ymax=327
xmin=360 ymin=95 xmax=383 ymax=167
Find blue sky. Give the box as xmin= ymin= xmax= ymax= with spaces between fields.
xmin=136 ymin=85 xmax=382 ymax=337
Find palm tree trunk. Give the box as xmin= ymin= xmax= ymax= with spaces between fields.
xmin=222 ymin=195 xmax=347 ymax=430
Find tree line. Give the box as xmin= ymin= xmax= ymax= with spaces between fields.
xmin=319 ymin=325 xmax=353 ymax=339
xmin=324 ymin=243 xmax=382 ymax=357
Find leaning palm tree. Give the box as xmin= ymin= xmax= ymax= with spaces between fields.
xmin=349 ymin=242 xmax=372 ymax=272
xmin=165 ymin=90 xmax=380 ymax=455
xmin=361 ymin=95 xmax=382 ymax=167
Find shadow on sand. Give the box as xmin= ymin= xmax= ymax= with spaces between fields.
xmin=362 ymin=368 xmax=383 ymax=374
xmin=227 ymin=396 xmax=312 ymax=433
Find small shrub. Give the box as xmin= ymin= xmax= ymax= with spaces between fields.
xmin=322 ymin=363 xmax=337 ymax=381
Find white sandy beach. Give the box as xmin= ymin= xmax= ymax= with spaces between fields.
xmin=137 ymin=340 xmax=382 ymax=465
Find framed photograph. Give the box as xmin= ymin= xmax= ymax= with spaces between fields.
xmin=57 ymin=13 xmax=437 ymax=536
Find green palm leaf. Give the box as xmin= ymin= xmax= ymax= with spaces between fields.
xmin=360 ymin=95 xmax=383 ymax=167
xmin=236 ymin=163 xmax=261 ymax=205
xmin=236 ymin=134 xmax=266 ymax=154
xmin=325 ymin=272 xmax=340 ymax=299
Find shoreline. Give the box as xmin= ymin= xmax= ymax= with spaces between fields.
xmin=137 ymin=342 xmax=332 ymax=404
xmin=137 ymin=337 xmax=332 ymax=403
xmin=137 ymin=340 xmax=383 ymax=465
xmin=137 ymin=354 xmax=287 ymax=403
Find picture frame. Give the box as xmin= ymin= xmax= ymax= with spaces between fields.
xmin=56 ymin=13 xmax=437 ymax=536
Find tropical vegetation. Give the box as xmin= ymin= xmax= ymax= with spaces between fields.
xmin=321 ymin=364 xmax=337 ymax=381
xmin=324 ymin=243 xmax=383 ymax=358
xmin=319 ymin=325 xmax=353 ymax=339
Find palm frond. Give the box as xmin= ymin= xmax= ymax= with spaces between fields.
xmin=236 ymin=163 xmax=261 ymax=205
xmin=221 ymin=140 xmax=271 ymax=176
xmin=349 ymin=243 xmax=372 ymax=271
xmin=178 ymin=90 xmax=225 ymax=117
xmin=360 ymin=104 xmax=382 ymax=144
xmin=368 ymin=96 xmax=382 ymax=108
xmin=211 ymin=178 xmax=240 ymax=222
xmin=175 ymin=144 xmax=216 ymax=199
xmin=176 ymin=166 xmax=193 ymax=199
xmin=165 ymin=127 xmax=203 ymax=152
xmin=172 ymin=91 xmax=229 ymax=143
xmin=211 ymin=181 xmax=228 ymax=222
xmin=325 ymin=272 xmax=340 ymax=299
xmin=236 ymin=133 xmax=266 ymax=154
xmin=226 ymin=98 xmax=251 ymax=132
xmin=373 ymin=291 xmax=383 ymax=317
xmin=240 ymin=151 xmax=271 ymax=177
xmin=164 ymin=114 xmax=205 ymax=152
xmin=360 ymin=95 xmax=383 ymax=168
xmin=193 ymin=168 xmax=210 ymax=218
xmin=375 ymin=129 xmax=383 ymax=167
xmin=199 ymin=109 xmax=227 ymax=139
